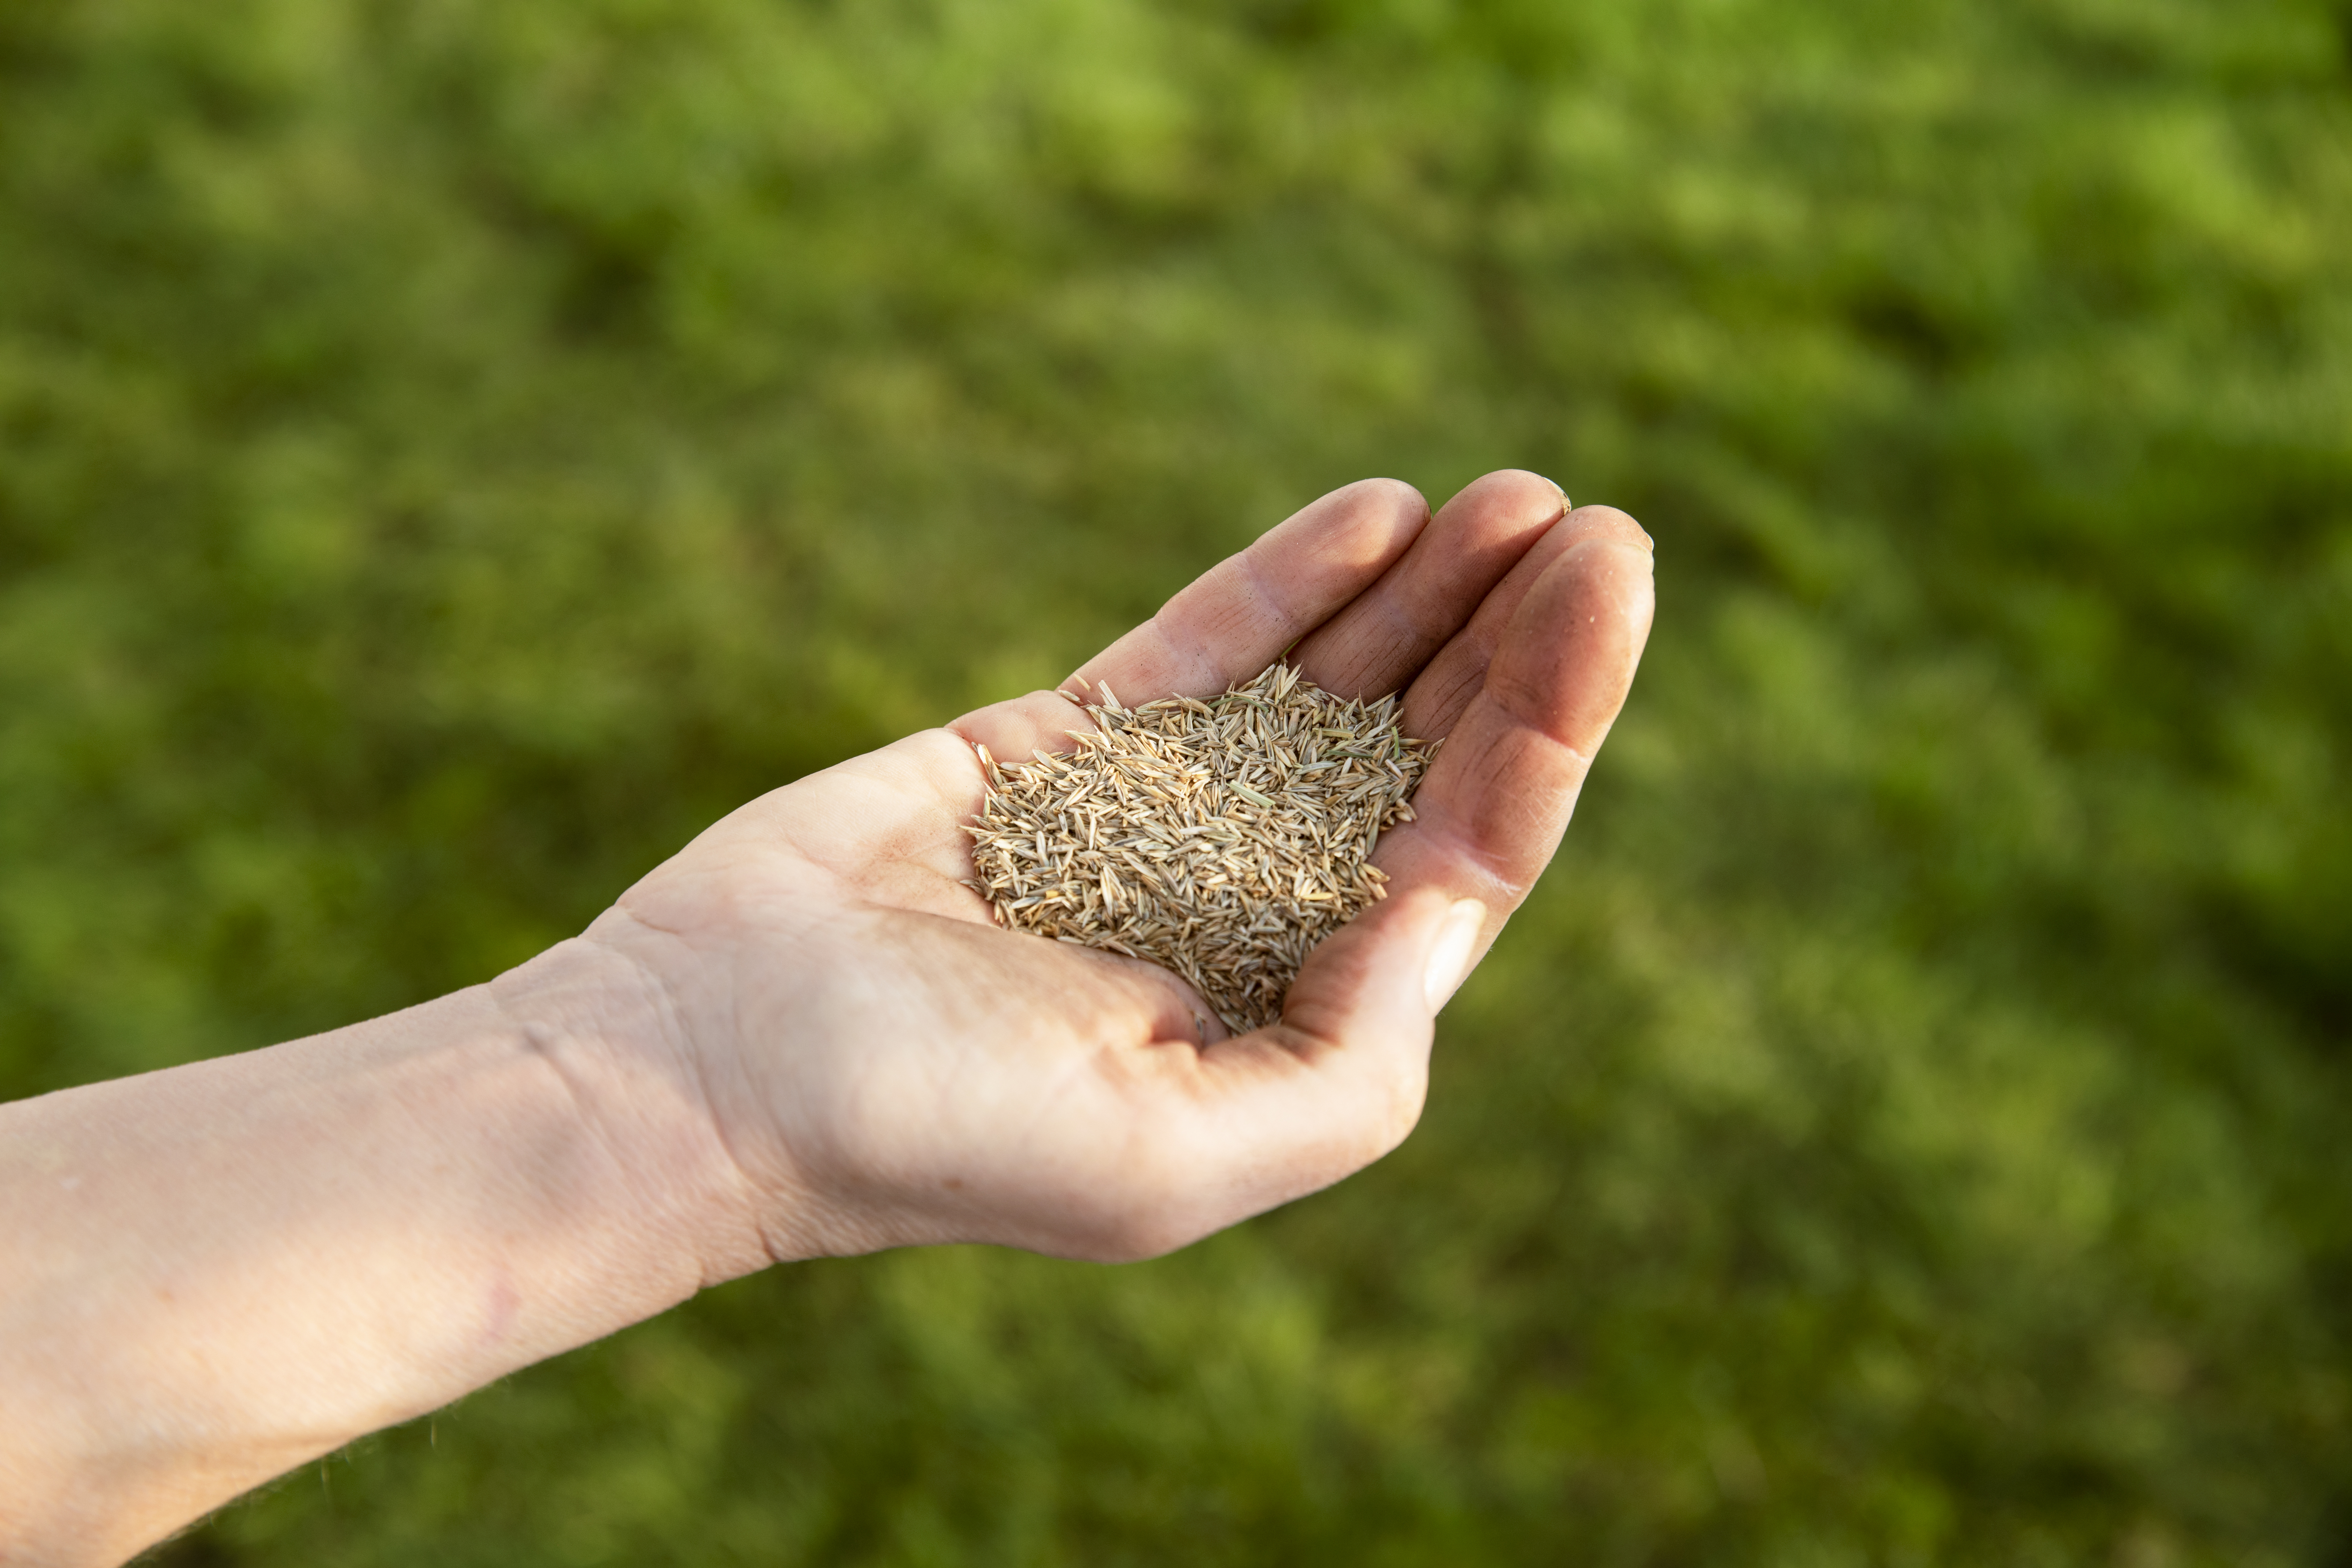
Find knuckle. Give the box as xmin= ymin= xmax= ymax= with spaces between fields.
xmin=1361 ymin=475 xmax=1430 ymax=514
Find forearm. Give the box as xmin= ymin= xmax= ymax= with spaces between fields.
xmin=0 ymin=940 xmax=762 ymax=1565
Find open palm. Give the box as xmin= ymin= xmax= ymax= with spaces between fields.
xmin=581 ymin=473 xmax=1655 ymax=1272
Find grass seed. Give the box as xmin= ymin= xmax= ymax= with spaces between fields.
xmin=964 ymin=661 xmax=1436 ymax=1034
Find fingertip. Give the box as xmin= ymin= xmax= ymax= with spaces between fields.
xmin=1563 ymin=503 xmax=1655 ymax=556
xmin=1587 ymin=537 xmax=1660 ymax=657
xmin=1544 ymin=533 xmax=1657 ymax=644
xmin=1294 ymin=476 xmax=1432 ymax=570
xmin=1355 ymin=475 xmax=1432 ymax=521
xmin=1441 ymin=469 xmax=1571 ymax=529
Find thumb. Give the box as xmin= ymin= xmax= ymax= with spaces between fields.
xmin=1275 ymin=884 xmax=1488 ymax=1060
xmin=1183 ymin=888 xmax=1488 ymax=1213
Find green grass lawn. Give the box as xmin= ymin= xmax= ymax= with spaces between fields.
xmin=5 ymin=0 xmax=2351 ymax=1560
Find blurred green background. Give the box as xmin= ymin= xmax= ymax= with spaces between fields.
xmin=4 ymin=0 xmax=2350 ymax=1560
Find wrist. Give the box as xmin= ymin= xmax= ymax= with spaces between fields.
xmin=560 ymin=892 xmax=932 ymax=1267
xmin=486 ymin=930 xmax=780 ymax=1288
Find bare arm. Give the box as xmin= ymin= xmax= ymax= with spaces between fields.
xmin=0 ymin=952 xmax=757 ymax=1560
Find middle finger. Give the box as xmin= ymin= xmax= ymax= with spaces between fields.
xmin=1285 ymin=469 xmax=1569 ymax=703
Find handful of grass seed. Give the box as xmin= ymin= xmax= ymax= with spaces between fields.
xmin=964 ymin=661 xmax=1438 ymax=1034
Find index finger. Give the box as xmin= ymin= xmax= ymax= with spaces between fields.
xmin=1066 ymin=478 xmax=1428 ymax=706
xmin=945 ymin=478 xmax=1430 ymax=794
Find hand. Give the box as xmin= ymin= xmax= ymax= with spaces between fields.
xmin=548 ymin=472 xmax=1655 ymax=1271
xmin=0 ymin=474 xmax=1649 ymax=1560
xmin=0 ymin=472 xmax=1648 ymax=1559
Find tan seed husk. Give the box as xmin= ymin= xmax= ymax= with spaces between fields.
xmin=963 ymin=661 xmax=1437 ymax=1034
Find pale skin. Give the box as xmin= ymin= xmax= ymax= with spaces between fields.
xmin=0 ymin=471 xmax=1654 ymax=1565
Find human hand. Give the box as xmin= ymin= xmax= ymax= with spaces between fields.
xmin=0 ymin=472 xmax=1648 ymax=1560
xmin=547 ymin=473 xmax=1655 ymax=1273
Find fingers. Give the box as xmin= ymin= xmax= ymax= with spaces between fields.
xmin=1399 ymin=505 xmax=1655 ymax=740
xmin=1067 ymin=478 xmax=1428 ymax=706
xmin=951 ymin=479 xmax=1427 ymax=778
xmin=1095 ymin=521 xmax=1652 ymax=1247
xmin=1372 ymin=527 xmax=1655 ymax=922
xmin=1287 ymin=470 xmax=1569 ymax=702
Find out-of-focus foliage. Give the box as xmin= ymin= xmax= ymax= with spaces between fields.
xmin=4 ymin=0 xmax=2350 ymax=1559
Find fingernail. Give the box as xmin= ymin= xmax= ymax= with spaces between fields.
xmin=1423 ymin=899 xmax=1487 ymax=1013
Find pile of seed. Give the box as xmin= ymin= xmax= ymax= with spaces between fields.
xmin=963 ymin=661 xmax=1438 ymax=1034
